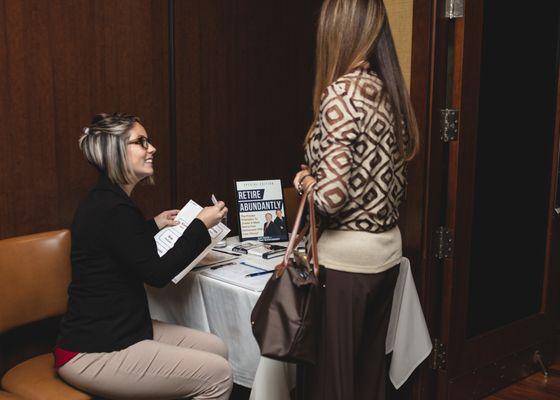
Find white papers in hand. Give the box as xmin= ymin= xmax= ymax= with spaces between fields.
xmin=154 ymin=200 xmax=230 ymax=283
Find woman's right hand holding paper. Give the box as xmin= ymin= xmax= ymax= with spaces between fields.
xmin=197 ymin=201 xmax=228 ymax=229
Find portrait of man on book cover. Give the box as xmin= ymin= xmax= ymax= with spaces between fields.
xmin=274 ymin=209 xmax=287 ymax=236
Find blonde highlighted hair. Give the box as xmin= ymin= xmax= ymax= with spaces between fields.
xmin=307 ymin=0 xmax=419 ymax=161
xmin=79 ymin=113 xmax=153 ymax=185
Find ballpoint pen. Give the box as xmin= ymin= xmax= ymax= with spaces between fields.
xmin=245 ymin=270 xmax=274 ymax=278
xmin=210 ymin=261 xmax=236 ymax=270
xmin=211 ymin=193 xmax=227 ymax=248
xmin=212 ymin=249 xmax=241 ymax=256
xmin=239 ymin=261 xmax=268 ymax=272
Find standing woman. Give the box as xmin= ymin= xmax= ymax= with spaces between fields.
xmin=56 ymin=113 xmax=233 ymax=400
xmin=293 ymin=0 xmax=419 ymax=398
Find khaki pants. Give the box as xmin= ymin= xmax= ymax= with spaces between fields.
xmin=58 ymin=320 xmax=233 ymax=400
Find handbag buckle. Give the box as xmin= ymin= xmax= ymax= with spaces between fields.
xmin=293 ymin=249 xmax=312 ymax=272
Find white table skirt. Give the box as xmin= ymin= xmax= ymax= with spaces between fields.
xmin=386 ymin=257 xmax=433 ymax=389
xmin=146 ymin=256 xmax=431 ymax=398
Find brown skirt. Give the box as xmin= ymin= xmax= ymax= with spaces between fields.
xmin=302 ymin=264 xmax=399 ymax=400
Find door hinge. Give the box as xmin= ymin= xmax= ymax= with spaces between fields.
xmin=440 ymin=109 xmax=459 ymax=142
xmin=430 ymin=338 xmax=447 ymax=370
xmin=443 ymin=0 xmax=464 ymax=19
xmin=435 ymin=227 xmax=454 ymax=260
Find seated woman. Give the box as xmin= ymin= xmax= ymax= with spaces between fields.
xmin=55 ymin=113 xmax=232 ymax=400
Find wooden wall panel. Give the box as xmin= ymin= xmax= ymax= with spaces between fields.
xmin=384 ymin=0 xmax=422 ymax=268
xmin=174 ymin=0 xmax=321 ymax=232
xmin=0 ymin=0 xmax=170 ymax=239
xmin=384 ymin=2 xmax=428 ymax=398
xmin=386 ymin=0 xmax=414 ymax=88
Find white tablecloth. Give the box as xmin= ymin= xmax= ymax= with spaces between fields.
xmin=386 ymin=258 xmax=433 ymax=389
xmin=146 ymin=254 xmax=431 ymax=398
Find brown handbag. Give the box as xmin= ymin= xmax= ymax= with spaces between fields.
xmin=250 ymin=185 xmax=321 ymax=364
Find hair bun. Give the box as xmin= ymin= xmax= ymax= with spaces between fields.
xmin=91 ymin=113 xmax=108 ymax=125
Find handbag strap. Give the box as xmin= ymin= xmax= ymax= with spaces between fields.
xmin=307 ymin=191 xmax=319 ymax=276
xmin=280 ymin=185 xmax=320 ymax=276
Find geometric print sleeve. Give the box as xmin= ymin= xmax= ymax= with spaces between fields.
xmin=310 ymin=82 xmax=362 ymax=216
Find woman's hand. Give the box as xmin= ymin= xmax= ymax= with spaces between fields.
xmin=197 ymin=201 xmax=228 ymax=229
xmin=154 ymin=209 xmax=181 ymax=230
xmin=293 ymin=164 xmax=316 ymax=195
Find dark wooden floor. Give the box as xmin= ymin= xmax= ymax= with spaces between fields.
xmin=231 ymin=364 xmax=560 ymax=400
xmin=484 ymin=364 xmax=560 ymax=400
xmin=230 ymin=384 xmax=251 ymax=400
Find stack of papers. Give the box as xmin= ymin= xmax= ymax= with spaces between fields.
xmin=230 ymin=240 xmax=286 ymax=259
xmin=154 ymin=200 xmax=230 ymax=283
xmin=200 ymin=261 xmax=274 ymax=292
xmin=196 ymin=250 xmax=238 ymax=268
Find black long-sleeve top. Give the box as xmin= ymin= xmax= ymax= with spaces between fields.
xmin=57 ymin=174 xmax=210 ymax=353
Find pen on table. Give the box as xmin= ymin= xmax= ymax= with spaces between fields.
xmin=245 ymin=270 xmax=274 ymax=278
xmin=239 ymin=261 xmax=268 ymax=272
xmin=210 ymin=261 xmax=236 ymax=270
xmin=212 ymin=249 xmax=240 ymax=256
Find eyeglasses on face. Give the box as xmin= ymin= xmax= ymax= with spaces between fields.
xmin=127 ymin=136 xmax=152 ymax=150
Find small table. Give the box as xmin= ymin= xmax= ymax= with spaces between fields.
xmin=146 ymin=238 xmax=432 ymax=399
xmin=146 ymin=237 xmax=295 ymax=399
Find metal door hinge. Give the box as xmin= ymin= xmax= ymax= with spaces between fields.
xmin=435 ymin=227 xmax=454 ymax=260
xmin=440 ymin=109 xmax=459 ymax=142
xmin=430 ymin=338 xmax=447 ymax=370
xmin=443 ymin=0 xmax=464 ymax=19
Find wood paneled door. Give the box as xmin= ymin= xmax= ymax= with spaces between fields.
xmin=424 ymin=0 xmax=560 ymax=399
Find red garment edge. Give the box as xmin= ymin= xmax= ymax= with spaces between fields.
xmin=53 ymin=347 xmax=79 ymax=369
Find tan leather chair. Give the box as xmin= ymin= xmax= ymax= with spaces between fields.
xmin=0 ymin=390 xmax=26 ymax=399
xmin=0 ymin=230 xmax=92 ymax=400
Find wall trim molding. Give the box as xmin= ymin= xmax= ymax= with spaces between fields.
xmin=168 ymin=0 xmax=177 ymax=208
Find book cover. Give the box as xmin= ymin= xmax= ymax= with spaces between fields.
xmin=234 ymin=179 xmax=289 ymax=242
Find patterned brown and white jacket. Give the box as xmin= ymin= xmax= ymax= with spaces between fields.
xmin=305 ymin=66 xmax=407 ymax=233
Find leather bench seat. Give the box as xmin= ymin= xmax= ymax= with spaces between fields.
xmin=0 ymin=390 xmax=26 ymax=399
xmin=0 ymin=230 xmax=92 ymax=399
xmin=1 ymin=354 xmax=91 ymax=400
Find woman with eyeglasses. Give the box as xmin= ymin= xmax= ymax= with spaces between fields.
xmin=55 ymin=113 xmax=233 ymax=400
xmin=292 ymin=0 xmax=420 ymax=398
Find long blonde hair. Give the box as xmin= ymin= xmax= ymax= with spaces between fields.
xmin=307 ymin=0 xmax=419 ymax=161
